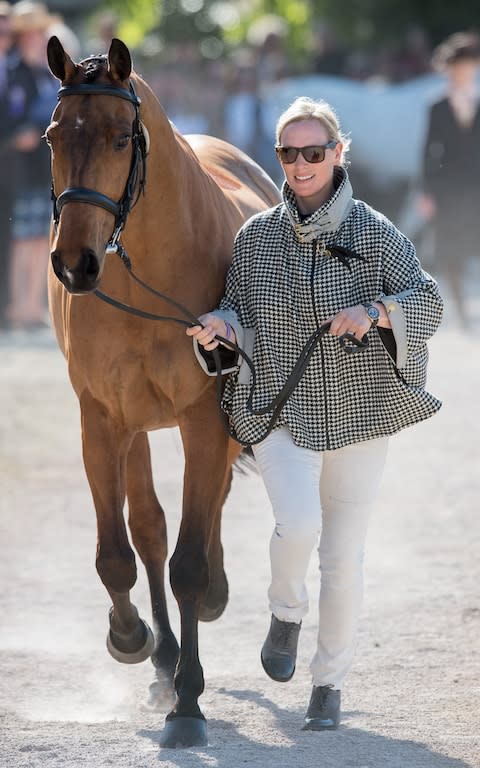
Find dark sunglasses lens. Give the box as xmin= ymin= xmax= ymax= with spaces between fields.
xmin=279 ymin=147 xmax=298 ymax=163
xmin=302 ymin=147 xmax=324 ymax=163
xmin=278 ymin=146 xmax=327 ymax=163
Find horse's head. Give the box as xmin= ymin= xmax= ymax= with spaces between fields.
xmin=47 ymin=36 xmax=147 ymax=294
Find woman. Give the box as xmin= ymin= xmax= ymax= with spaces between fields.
xmin=187 ymin=96 xmax=443 ymax=730
xmin=419 ymin=31 xmax=480 ymax=329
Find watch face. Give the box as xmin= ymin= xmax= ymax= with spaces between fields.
xmin=365 ymin=304 xmax=379 ymax=323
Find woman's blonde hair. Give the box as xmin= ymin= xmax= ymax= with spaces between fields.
xmin=275 ymin=96 xmax=351 ymax=166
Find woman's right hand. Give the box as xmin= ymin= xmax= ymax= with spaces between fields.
xmin=186 ymin=313 xmax=233 ymax=351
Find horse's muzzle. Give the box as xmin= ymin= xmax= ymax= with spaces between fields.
xmin=51 ymin=247 xmax=101 ymax=294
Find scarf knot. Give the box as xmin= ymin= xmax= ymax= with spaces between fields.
xmin=284 ymin=167 xmax=354 ymax=243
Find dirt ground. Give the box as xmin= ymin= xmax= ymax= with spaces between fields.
xmin=1 ymin=293 xmax=479 ymax=768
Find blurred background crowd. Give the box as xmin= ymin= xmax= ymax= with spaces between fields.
xmin=1 ymin=0 xmax=480 ymax=332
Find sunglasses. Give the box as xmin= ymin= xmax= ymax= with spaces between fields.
xmin=275 ymin=141 xmax=338 ymax=164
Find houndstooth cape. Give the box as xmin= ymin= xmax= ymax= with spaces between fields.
xmin=194 ymin=167 xmax=443 ymax=450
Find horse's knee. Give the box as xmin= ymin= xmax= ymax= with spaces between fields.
xmin=129 ymin=512 xmax=168 ymax=563
xmin=96 ymin=550 xmax=137 ymax=592
xmin=169 ymin=547 xmax=209 ymax=602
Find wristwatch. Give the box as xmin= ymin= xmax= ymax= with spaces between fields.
xmin=364 ymin=303 xmax=380 ymax=328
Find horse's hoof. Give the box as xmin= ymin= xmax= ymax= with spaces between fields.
xmin=159 ymin=716 xmax=208 ymax=748
xmin=106 ymin=619 xmax=155 ymax=664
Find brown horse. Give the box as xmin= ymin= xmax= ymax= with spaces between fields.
xmin=46 ymin=36 xmax=280 ymax=747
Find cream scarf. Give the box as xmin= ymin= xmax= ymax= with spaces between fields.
xmin=282 ymin=166 xmax=354 ymax=243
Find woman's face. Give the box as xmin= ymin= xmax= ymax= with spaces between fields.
xmin=17 ymin=28 xmax=48 ymax=66
xmin=278 ymin=118 xmax=343 ymax=214
xmin=447 ymin=58 xmax=479 ymax=89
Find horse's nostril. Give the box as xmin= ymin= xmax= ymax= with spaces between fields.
xmin=82 ymin=249 xmax=100 ymax=279
xmin=51 ymin=250 xmax=64 ymax=279
xmin=50 ymin=248 xmax=100 ymax=291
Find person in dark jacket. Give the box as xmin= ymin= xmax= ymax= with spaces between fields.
xmin=419 ymin=31 xmax=480 ymax=329
xmin=6 ymin=1 xmax=58 ymax=330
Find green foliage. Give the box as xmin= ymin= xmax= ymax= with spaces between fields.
xmin=97 ymin=0 xmax=161 ymax=48
xmin=97 ymin=0 xmax=480 ymax=56
xmin=221 ymin=0 xmax=314 ymax=67
xmin=101 ymin=0 xmax=314 ymax=60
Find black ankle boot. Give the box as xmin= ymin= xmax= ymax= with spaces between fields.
xmin=302 ymin=685 xmax=341 ymax=730
xmin=261 ymin=614 xmax=301 ymax=682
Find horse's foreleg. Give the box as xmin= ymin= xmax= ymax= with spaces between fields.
xmin=160 ymin=404 xmax=234 ymax=748
xmin=81 ymin=394 xmax=154 ymax=664
xmin=199 ymin=438 xmax=240 ymax=621
xmin=126 ymin=431 xmax=179 ymax=708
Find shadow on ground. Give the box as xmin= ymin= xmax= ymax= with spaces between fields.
xmin=139 ymin=687 xmax=471 ymax=768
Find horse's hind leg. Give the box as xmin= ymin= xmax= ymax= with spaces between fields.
xmin=126 ymin=431 xmax=179 ymax=708
xmin=81 ymin=394 xmax=154 ymax=664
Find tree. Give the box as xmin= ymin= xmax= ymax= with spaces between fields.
xmin=100 ymin=0 xmax=480 ymax=60
xmin=102 ymin=0 xmax=314 ymax=62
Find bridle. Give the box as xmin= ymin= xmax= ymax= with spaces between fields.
xmin=51 ymin=80 xmax=148 ymax=254
xmin=49 ymin=78 xmax=370 ymax=447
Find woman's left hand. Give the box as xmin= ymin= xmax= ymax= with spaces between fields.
xmin=328 ymin=303 xmax=390 ymax=338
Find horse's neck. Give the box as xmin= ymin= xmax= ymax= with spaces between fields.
xmin=126 ymin=78 xmax=234 ymax=287
xmin=135 ymin=78 xmax=235 ymax=244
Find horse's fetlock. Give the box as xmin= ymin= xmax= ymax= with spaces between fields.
xmin=169 ymin=550 xmax=208 ymax=600
xmin=174 ymin=665 xmax=205 ymax=702
xmin=96 ymin=553 xmax=137 ymax=592
xmin=109 ymin=603 xmax=140 ymax=636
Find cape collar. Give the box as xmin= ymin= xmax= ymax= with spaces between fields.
xmin=282 ymin=166 xmax=354 ymax=243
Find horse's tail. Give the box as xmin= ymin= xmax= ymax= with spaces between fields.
xmin=233 ymin=445 xmax=257 ymax=475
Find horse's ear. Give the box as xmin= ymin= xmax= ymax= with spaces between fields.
xmin=108 ymin=38 xmax=132 ymax=83
xmin=47 ymin=35 xmax=78 ymax=82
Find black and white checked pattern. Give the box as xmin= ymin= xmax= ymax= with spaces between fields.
xmin=217 ymin=170 xmax=443 ymax=450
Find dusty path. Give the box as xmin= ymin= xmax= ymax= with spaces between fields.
xmin=1 ymin=314 xmax=479 ymax=768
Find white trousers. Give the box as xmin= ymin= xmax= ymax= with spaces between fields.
xmin=252 ymin=427 xmax=388 ymax=689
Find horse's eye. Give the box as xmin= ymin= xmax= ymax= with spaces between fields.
xmin=115 ymin=134 xmax=131 ymax=150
